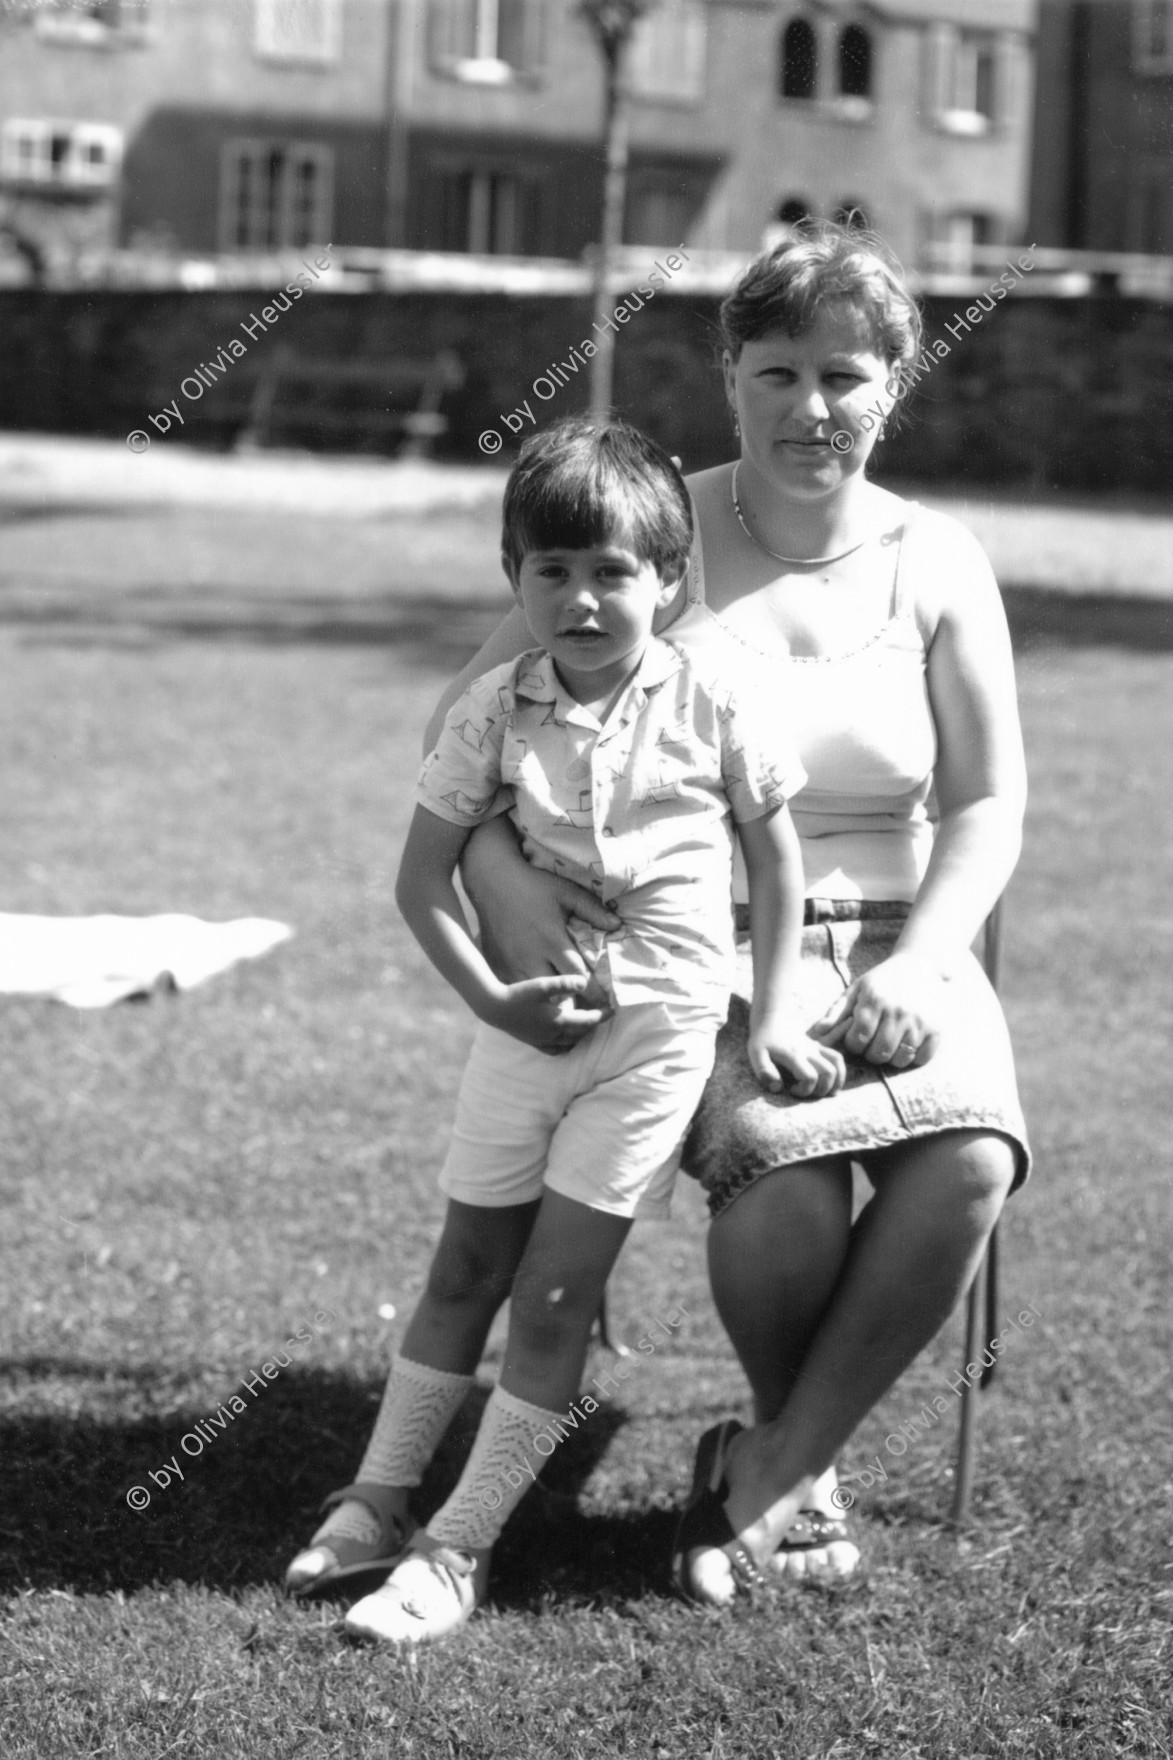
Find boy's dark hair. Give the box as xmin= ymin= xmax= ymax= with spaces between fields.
xmin=501 ymin=417 xmax=693 ymax=583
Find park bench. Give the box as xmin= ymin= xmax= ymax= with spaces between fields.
xmin=237 ymin=345 xmax=465 ymax=456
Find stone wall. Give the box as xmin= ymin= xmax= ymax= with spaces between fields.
xmin=0 ymin=285 xmax=1170 ymax=491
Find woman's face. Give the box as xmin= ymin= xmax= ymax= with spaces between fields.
xmin=723 ymin=302 xmax=896 ymax=503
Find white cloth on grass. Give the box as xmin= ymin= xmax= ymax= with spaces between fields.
xmin=0 ymin=912 xmax=293 ymax=1007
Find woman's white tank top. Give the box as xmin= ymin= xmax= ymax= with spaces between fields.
xmin=679 ymin=502 xmax=937 ymax=904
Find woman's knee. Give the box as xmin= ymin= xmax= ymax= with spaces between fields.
xmin=869 ymin=1129 xmax=1017 ymax=1221
xmin=949 ymin=1131 xmax=1018 ymax=1217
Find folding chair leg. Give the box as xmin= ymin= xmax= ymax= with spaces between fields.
xmin=594 ymin=1291 xmax=615 ymax=1351
xmin=950 ymin=896 xmax=1009 ymax=1524
xmin=593 ymin=1292 xmax=632 ymax=1357
xmin=950 ymin=1253 xmax=985 ymax=1528
xmin=981 ymin=1226 xmax=999 ymax=1390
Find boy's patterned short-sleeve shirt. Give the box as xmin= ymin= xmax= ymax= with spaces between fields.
xmin=416 ymin=635 xmax=805 ymax=1011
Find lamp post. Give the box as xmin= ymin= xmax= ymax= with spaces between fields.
xmin=580 ymin=0 xmax=657 ymax=418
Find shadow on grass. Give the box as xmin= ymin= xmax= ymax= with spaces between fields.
xmin=1 ymin=592 xmax=503 ymax=663
xmin=0 ymin=1361 xmax=676 ymax=1610
xmin=1 ymin=584 xmax=1172 ymax=654
xmin=0 ymin=504 xmax=156 ymax=529
xmin=1001 ymin=585 xmax=1173 ymax=652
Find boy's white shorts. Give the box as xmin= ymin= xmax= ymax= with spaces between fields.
xmin=439 ymin=1001 xmax=719 ymax=1221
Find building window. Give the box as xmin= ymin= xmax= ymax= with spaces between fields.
xmin=1134 ymin=1 xmax=1173 ymax=71
xmin=954 ymin=34 xmax=996 ymax=118
xmin=777 ymin=197 xmax=813 ymax=226
xmin=34 ymin=0 xmax=150 ymax=43
xmin=925 ymin=26 xmax=998 ymax=132
xmin=254 ymin=0 xmax=342 ymax=64
xmin=832 ymin=199 xmax=870 ymax=230
xmin=929 ymin=210 xmax=994 ymax=270
xmin=220 ymin=141 xmax=333 ymax=250
xmin=838 ymin=23 xmax=872 ymax=97
xmin=427 ymin=0 xmax=545 ymax=82
xmin=779 ymin=17 xmax=818 ymax=98
xmin=0 ymin=119 xmax=122 ymax=187
xmin=628 ymin=0 xmax=707 ymax=103
xmin=436 ymin=168 xmax=536 ymax=253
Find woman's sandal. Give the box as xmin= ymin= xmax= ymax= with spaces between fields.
xmin=671 ymin=1420 xmax=771 ymax=1605
xmin=284 ymin=1481 xmax=417 ymax=1600
xmin=767 ymin=1507 xmax=861 ymax=1584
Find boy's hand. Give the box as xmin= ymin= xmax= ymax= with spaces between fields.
xmin=485 ymin=973 xmax=610 ymax=1055
xmin=748 ymin=1013 xmax=846 ymax=1099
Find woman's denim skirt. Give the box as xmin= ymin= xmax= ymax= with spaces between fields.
xmin=684 ymin=902 xmax=1031 ymax=1218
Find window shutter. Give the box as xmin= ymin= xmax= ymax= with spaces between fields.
xmin=994 ymin=32 xmax=1025 ymax=128
xmin=425 ymin=0 xmax=461 ymax=66
xmin=255 ymin=0 xmax=340 ymax=61
xmin=501 ymin=0 xmax=545 ymax=74
xmin=630 ymin=0 xmax=707 ymax=101
xmin=921 ymin=22 xmax=953 ymax=118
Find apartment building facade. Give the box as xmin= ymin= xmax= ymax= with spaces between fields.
xmin=1031 ymin=0 xmax=1173 ymax=254
xmin=0 ymin=0 xmax=1037 ymax=273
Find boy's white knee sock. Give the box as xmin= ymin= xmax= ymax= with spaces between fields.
xmin=356 ymin=1354 xmax=475 ymax=1487
xmin=312 ymin=1354 xmax=473 ymax=1549
xmin=426 ymin=1384 xmax=565 ymax=1553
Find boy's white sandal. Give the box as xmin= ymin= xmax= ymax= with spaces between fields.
xmin=284 ymin=1481 xmax=416 ymax=1599
xmin=343 ymin=1532 xmax=490 ymax=1646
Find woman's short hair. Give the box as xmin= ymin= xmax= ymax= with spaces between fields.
xmin=720 ymin=218 xmax=922 ymax=376
xmin=501 ymin=417 xmax=693 ymax=583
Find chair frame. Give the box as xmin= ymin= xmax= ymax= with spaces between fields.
xmin=949 ymin=896 xmax=1005 ymax=1527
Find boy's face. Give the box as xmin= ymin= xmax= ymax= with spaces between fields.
xmin=510 ymin=543 xmax=680 ymax=703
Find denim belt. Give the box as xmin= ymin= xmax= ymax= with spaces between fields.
xmin=732 ymin=898 xmax=912 ymax=933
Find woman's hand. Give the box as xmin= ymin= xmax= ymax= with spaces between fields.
xmin=484 ymin=973 xmax=611 ymax=1053
xmin=809 ymin=951 xmax=946 ymax=1069
xmin=459 ymin=819 xmax=621 ymax=1050
xmin=749 ymin=1010 xmax=847 ymax=1099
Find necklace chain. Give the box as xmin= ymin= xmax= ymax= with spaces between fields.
xmin=730 ymin=465 xmax=873 ymax=567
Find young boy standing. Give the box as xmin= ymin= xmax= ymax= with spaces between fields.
xmin=286 ymin=418 xmax=843 ymax=1644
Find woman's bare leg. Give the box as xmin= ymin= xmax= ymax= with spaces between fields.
xmin=692 ymin=1130 xmax=1016 ymax=1596
xmin=706 ymin=1157 xmax=855 ymax=1425
xmin=705 ymin=1157 xmax=857 ymax=1573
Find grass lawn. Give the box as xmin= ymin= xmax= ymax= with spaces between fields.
xmin=1 ymin=498 xmax=1170 ymax=1758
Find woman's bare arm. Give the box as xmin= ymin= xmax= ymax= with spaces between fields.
xmin=813 ymin=518 xmax=1026 ymax=1065
xmin=395 ymin=806 xmax=607 ymax=1050
xmin=900 ymin=522 xmax=1026 ymax=964
xmin=420 ymin=602 xmax=621 ymax=995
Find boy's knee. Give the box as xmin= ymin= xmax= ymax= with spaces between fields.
xmin=426 ymin=1229 xmax=520 ymax=1309
xmin=508 ymin=1278 xmax=596 ymax=1348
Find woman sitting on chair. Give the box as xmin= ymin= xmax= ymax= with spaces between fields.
xmin=661 ymin=221 xmax=1032 ymax=1601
